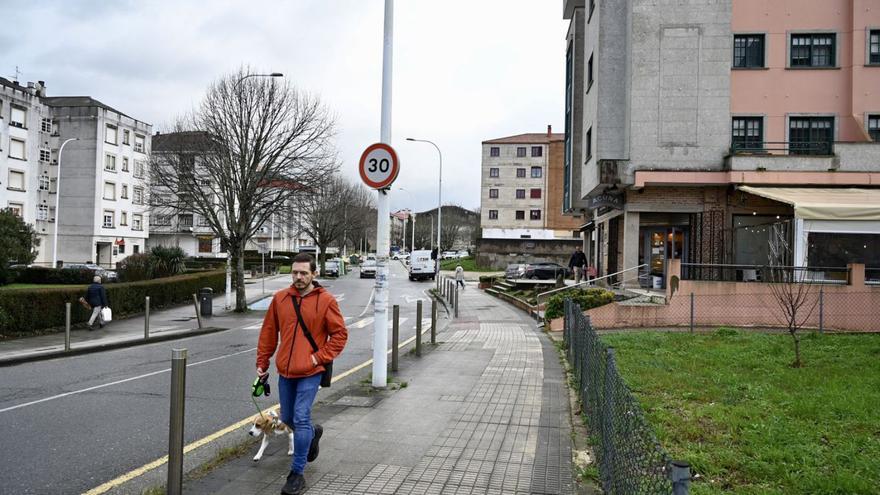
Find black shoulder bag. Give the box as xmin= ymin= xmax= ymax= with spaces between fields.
xmin=291 ymin=295 xmax=333 ymax=388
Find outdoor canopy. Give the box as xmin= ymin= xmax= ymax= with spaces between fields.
xmin=738 ymin=186 xmax=880 ymax=221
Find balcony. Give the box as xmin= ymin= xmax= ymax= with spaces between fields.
xmin=725 ymin=141 xmax=880 ymax=173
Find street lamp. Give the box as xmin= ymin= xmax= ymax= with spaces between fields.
xmin=406 ymin=137 xmax=442 ymax=286
xmin=398 ymin=187 xmax=416 ymax=253
xmin=224 ymin=71 xmax=285 ymax=310
xmin=52 ymin=138 xmax=79 ymax=268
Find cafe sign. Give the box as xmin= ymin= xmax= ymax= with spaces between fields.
xmin=588 ymin=191 xmax=625 ymax=210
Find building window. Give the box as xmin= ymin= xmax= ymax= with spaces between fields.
xmin=490 ymin=147 xmax=500 ymax=157
xmin=7 ymin=203 xmax=23 ymax=217
xmin=39 ymin=175 xmax=50 ymax=191
xmin=132 ymin=214 xmax=143 ymax=231
xmin=489 ymin=188 xmax=499 ymax=199
xmin=515 ymin=210 xmax=525 ymax=220
xmin=869 ymin=30 xmax=880 ymax=65
xmin=122 ymin=157 xmax=129 ymax=172
xmin=179 ymin=214 xmax=193 ymax=227
xmin=133 ymin=186 xmax=144 ymax=205
xmin=10 ymin=106 xmax=26 ymax=128
xmin=7 ymin=170 xmax=25 ymax=191
xmin=732 ymin=117 xmax=764 ymax=151
xmin=39 ymin=148 xmax=51 ymax=163
xmin=530 ymin=210 xmax=541 ymax=220
xmin=488 ymin=210 xmax=498 ymax=220
xmin=134 ymin=134 xmax=145 ymax=153
xmin=133 ymin=244 xmax=140 ymax=254
xmin=531 ymin=146 xmax=542 ymax=157
xmin=50 ymin=178 xmax=57 ymax=194
xmin=105 ymin=124 xmax=118 ymax=145
xmin=104 ymin=154 xmax=117 ymax=172
xmin=516 ymin=147 xmax=527 ymax=157
xmin=133 ymin=160 xmax=145 ymax=178
xmin=791 ymin=33 xmax=836 ymax=68
xmin=118 ymin=243 xmax=125 ymax=254
xmin=530 ymin=166 xmax=542 ymax=178
xmin=9 ymin=138 xmax=25 ymax=160
xmin=789 ymin=116 xmax=834 ymax=155
xmin=121 ymin=184 xmax=129 ymax=199
xmin=103 ymin=182 xmax=116 ymax=200
xmin=41 ymin=118 xmax=53 ymax=133
xmin=516 ymin=168 xmax=526 ymax=178
xmin=198 ymin=215 xmax=211 ymax=227
xmin=154 ymin=214 xmax=172 ymax=226
xmin=103 ymin=210 xmax=115 ymax=228
xmin=37 ymin=204 xmax=49 ymax=221
xmin=516 ymin=189 xmax=526 ymax=199
xmin=733 ymin=34 xmax=765 ymax=68
xmin=869 ymin=115 xmax=880 ymax=142
xmin=587 ymin=54 xmax=594 ymax=88
xmin=530 ymin=188 xmax=542 ymax=199
xmin=585 ymin=128 xmax=592 ymax=160
xmin=120 ymin=211 xmax=128 ymax=226
xmin=123 ymin=129 xmax=131 ymax=145
xmin=198 ymin=236 xmax=213 ymax=253
xmin=489 ymin=167 xmax=499 ymax=178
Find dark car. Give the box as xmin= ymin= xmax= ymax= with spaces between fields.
xmin=505 ymin=263 xmax=527 ymax=280
xmin=524 ymin=262 xmax=569 ymax=280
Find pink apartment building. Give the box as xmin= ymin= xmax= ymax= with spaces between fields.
xmin=563 ymin=0 xmax=880 ymax=292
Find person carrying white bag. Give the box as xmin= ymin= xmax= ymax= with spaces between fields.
xmin=85 ymin=275 xmax=111 ymax=330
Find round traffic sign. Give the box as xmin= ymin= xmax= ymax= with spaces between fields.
xmin=359 ymin=143 xmax=400 ymax=189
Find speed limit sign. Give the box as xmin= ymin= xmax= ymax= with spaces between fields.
xmin=359 ymin=143 xmax=400 ymax=189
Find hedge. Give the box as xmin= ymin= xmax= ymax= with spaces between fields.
xmin=13 ymin=266 xmax=98 ymax=285
xmin=544 ymin=288 xmax=615 ymax=321
xmin=0 ymin=270 xmax=225 ymax=338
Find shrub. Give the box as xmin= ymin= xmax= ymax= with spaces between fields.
xmin=13 ymin=266 xmax=96 ymax=285
xmin=0 ymin=270 xmax=225 ymax=338
xmin=150 ymin=245 xmax=187 ymax=278
xmin=544 ymin=288 xmax=614 ymax=321
xmin=117 ymin=253 xmax=153 ymax=282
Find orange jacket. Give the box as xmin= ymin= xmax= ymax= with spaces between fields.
xmin=256 ymin=283 xmax=348 ymax=379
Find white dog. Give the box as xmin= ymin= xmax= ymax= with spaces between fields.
xmin=247 ymin=409 xmax=294 ymax=461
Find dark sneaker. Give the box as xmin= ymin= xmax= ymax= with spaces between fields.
xmin=88 ymin=325 xmax=95 ymax=331
xmin=307 ymin=424 xmax=323 ymax=462
xmin=281 ymin=471 xmax=305 ymax=495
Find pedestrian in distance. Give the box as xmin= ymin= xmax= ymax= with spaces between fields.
xmin=85 ymin=275 xmax=110 ymax=330
xmin=455 ymin=264 xmax=465 ymax=290
xmin=256 ymin=253 xmax=349 ymax=495
xmin=568 ymin=246 xmax=587 ymax=284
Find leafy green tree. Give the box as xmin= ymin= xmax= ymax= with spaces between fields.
xmin=0 ymin=210 xmax=39 ymax=285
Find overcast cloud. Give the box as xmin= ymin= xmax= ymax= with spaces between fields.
xmin=3 ymin=0 xmax=566 ymax=212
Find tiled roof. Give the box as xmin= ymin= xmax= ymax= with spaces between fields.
xmin=482 ymin=133 xmax=565 ymax=145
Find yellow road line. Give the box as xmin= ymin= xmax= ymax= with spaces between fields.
xmin=82 ymin=327 xmax=433 ymax=495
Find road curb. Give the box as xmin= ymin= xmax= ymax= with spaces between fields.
xmin=0 ymin=326 xmax=229 ymax=368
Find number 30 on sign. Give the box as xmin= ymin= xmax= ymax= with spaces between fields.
xmin=359 ymin=143 xmax=400 ymax=189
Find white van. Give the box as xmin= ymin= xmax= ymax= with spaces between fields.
xmin=408 ymin=250 xmax=436 ymax=281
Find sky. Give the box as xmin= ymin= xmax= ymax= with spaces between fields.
xmin=2 ymin=0 xmax=567 ymax=213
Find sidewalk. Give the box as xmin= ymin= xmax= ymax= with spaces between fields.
xmin=185 ymin=284 xmax=577 ymax=494
xmin=0 ymin=274 xmax=289 ymax=365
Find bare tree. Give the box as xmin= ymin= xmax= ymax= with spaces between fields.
xmin=767 ymin=221 xmax=818 ymax=367
xmin=150 ymin=68 xmax=337 ymax=311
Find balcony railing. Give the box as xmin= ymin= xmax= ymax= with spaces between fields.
xmin=681 ymin=263 xmax=850 ymax=284
xmin=730 ymin=141 xmax=833 ymax=156
xmin=867 ymin=267 xmax=880 ymax=286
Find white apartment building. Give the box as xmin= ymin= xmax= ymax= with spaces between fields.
xmin=1 ymin=78 xmax=151 ymax=267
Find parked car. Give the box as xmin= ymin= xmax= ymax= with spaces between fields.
xmin=392 ymin=251 xmax=409 ymax=260
xmin=441 ymin=251 xmax=458 ymax=260
xmin=323 ymin=260 xmax=340 ymax=277
xmin=359 ymin=258 xmax=377 ymax=279
xmin=455 ymin=250 xmax=469 ymax=259
xmin=63 ymin=263 xmax=118 ymax=281
xmin=408 ymin=250 xmax=435 ymax=281
xmin=523 ymin=262 xmax=569 ymax=280
xmin=505 ymin=263 xmax=527 ymax=280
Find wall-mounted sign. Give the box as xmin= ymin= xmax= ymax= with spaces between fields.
xmin=588 ymin=191 xmax=625 ymax=210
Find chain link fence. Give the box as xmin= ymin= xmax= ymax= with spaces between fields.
xmin=564 ymin=299 xmax=690 ymax=494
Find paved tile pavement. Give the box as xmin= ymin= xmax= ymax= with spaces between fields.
xmin=185 ymin=283 xmax=576 ymax=495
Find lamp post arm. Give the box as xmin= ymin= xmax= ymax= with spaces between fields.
xmin=52 ymin=138 xmax=79 ymax=268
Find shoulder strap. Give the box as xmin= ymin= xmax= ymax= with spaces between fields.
xmin=291 ymin=294 xmax=320 ymax=353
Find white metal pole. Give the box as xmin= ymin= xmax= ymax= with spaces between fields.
xmin=52 ymin=138 xmax=78 ymax=268
xmin=411 ymin=212 xmax=415 ymax=253
xmin=270 ymin=213 xmax=274 ymax=258
xmin=373 ymin=0 xmax=393 ymax=389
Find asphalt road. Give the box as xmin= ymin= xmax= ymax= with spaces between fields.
xmin=0 ymin=261 xmax=438 ymax=495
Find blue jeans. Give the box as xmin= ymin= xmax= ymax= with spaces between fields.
xmin=278 ymin=373 xmax=322 ymax=474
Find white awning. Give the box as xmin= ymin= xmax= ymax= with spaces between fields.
xmin=738 ymin=186 xmax=880 ymax=221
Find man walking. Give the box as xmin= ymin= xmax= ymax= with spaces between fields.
xmin=454 ymin=264 xmax=465 ymax=290
xmin=568 ymin=246 xmax=588 ymax=284
xmin=86 ymin=275 xmax=109 ymax=330
xmin=256 ymin=253 xmax=348 ymax=495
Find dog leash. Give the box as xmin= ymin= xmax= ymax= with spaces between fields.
xmin=251 ymin=374 xmax=271 ymax=421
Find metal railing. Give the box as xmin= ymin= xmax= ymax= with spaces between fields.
xmin=537 ymin=264 xmax=647 ymax=304
xmin=564 ymin=299 xmax=690 ymax=494
xmin=866 ymin=267 xmax=880 ymax=286
xmin=729 ymin=140 xmax=833 ymax=156
xmin=681 ymin=263 xmax=849 ymax=284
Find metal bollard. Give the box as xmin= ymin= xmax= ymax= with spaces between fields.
xmin=454 ymin=285 xmax=459 ymax=318
xmin=431 ymin=298 xmax=437 ymax=344
xmin=192 ymin=294 xmax=203 ymax=329
xmin=144 ymin=296 xmax=151 ymax=340
xmin=416 ymin=299 xmax=422 ymax=357
xmin=391 ymin=305 xmax=399 ymax=372
xmin=689 ymin=292 xmax=695 ymax=333
xmin=670 ymin=460 xmax=691 ymax=495
xmin=167 ymin=348 xmax=187 ymax=495
xmin=65 ymin=303 xmax=71 ymax=351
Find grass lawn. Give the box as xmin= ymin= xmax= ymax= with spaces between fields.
xmin=439 ymin=256 xmax=495 ymax=272
xmin=601 ymin=330 xmax=880 ymax=495
xmin=0 ymin=283 xmax=87 ymax=290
